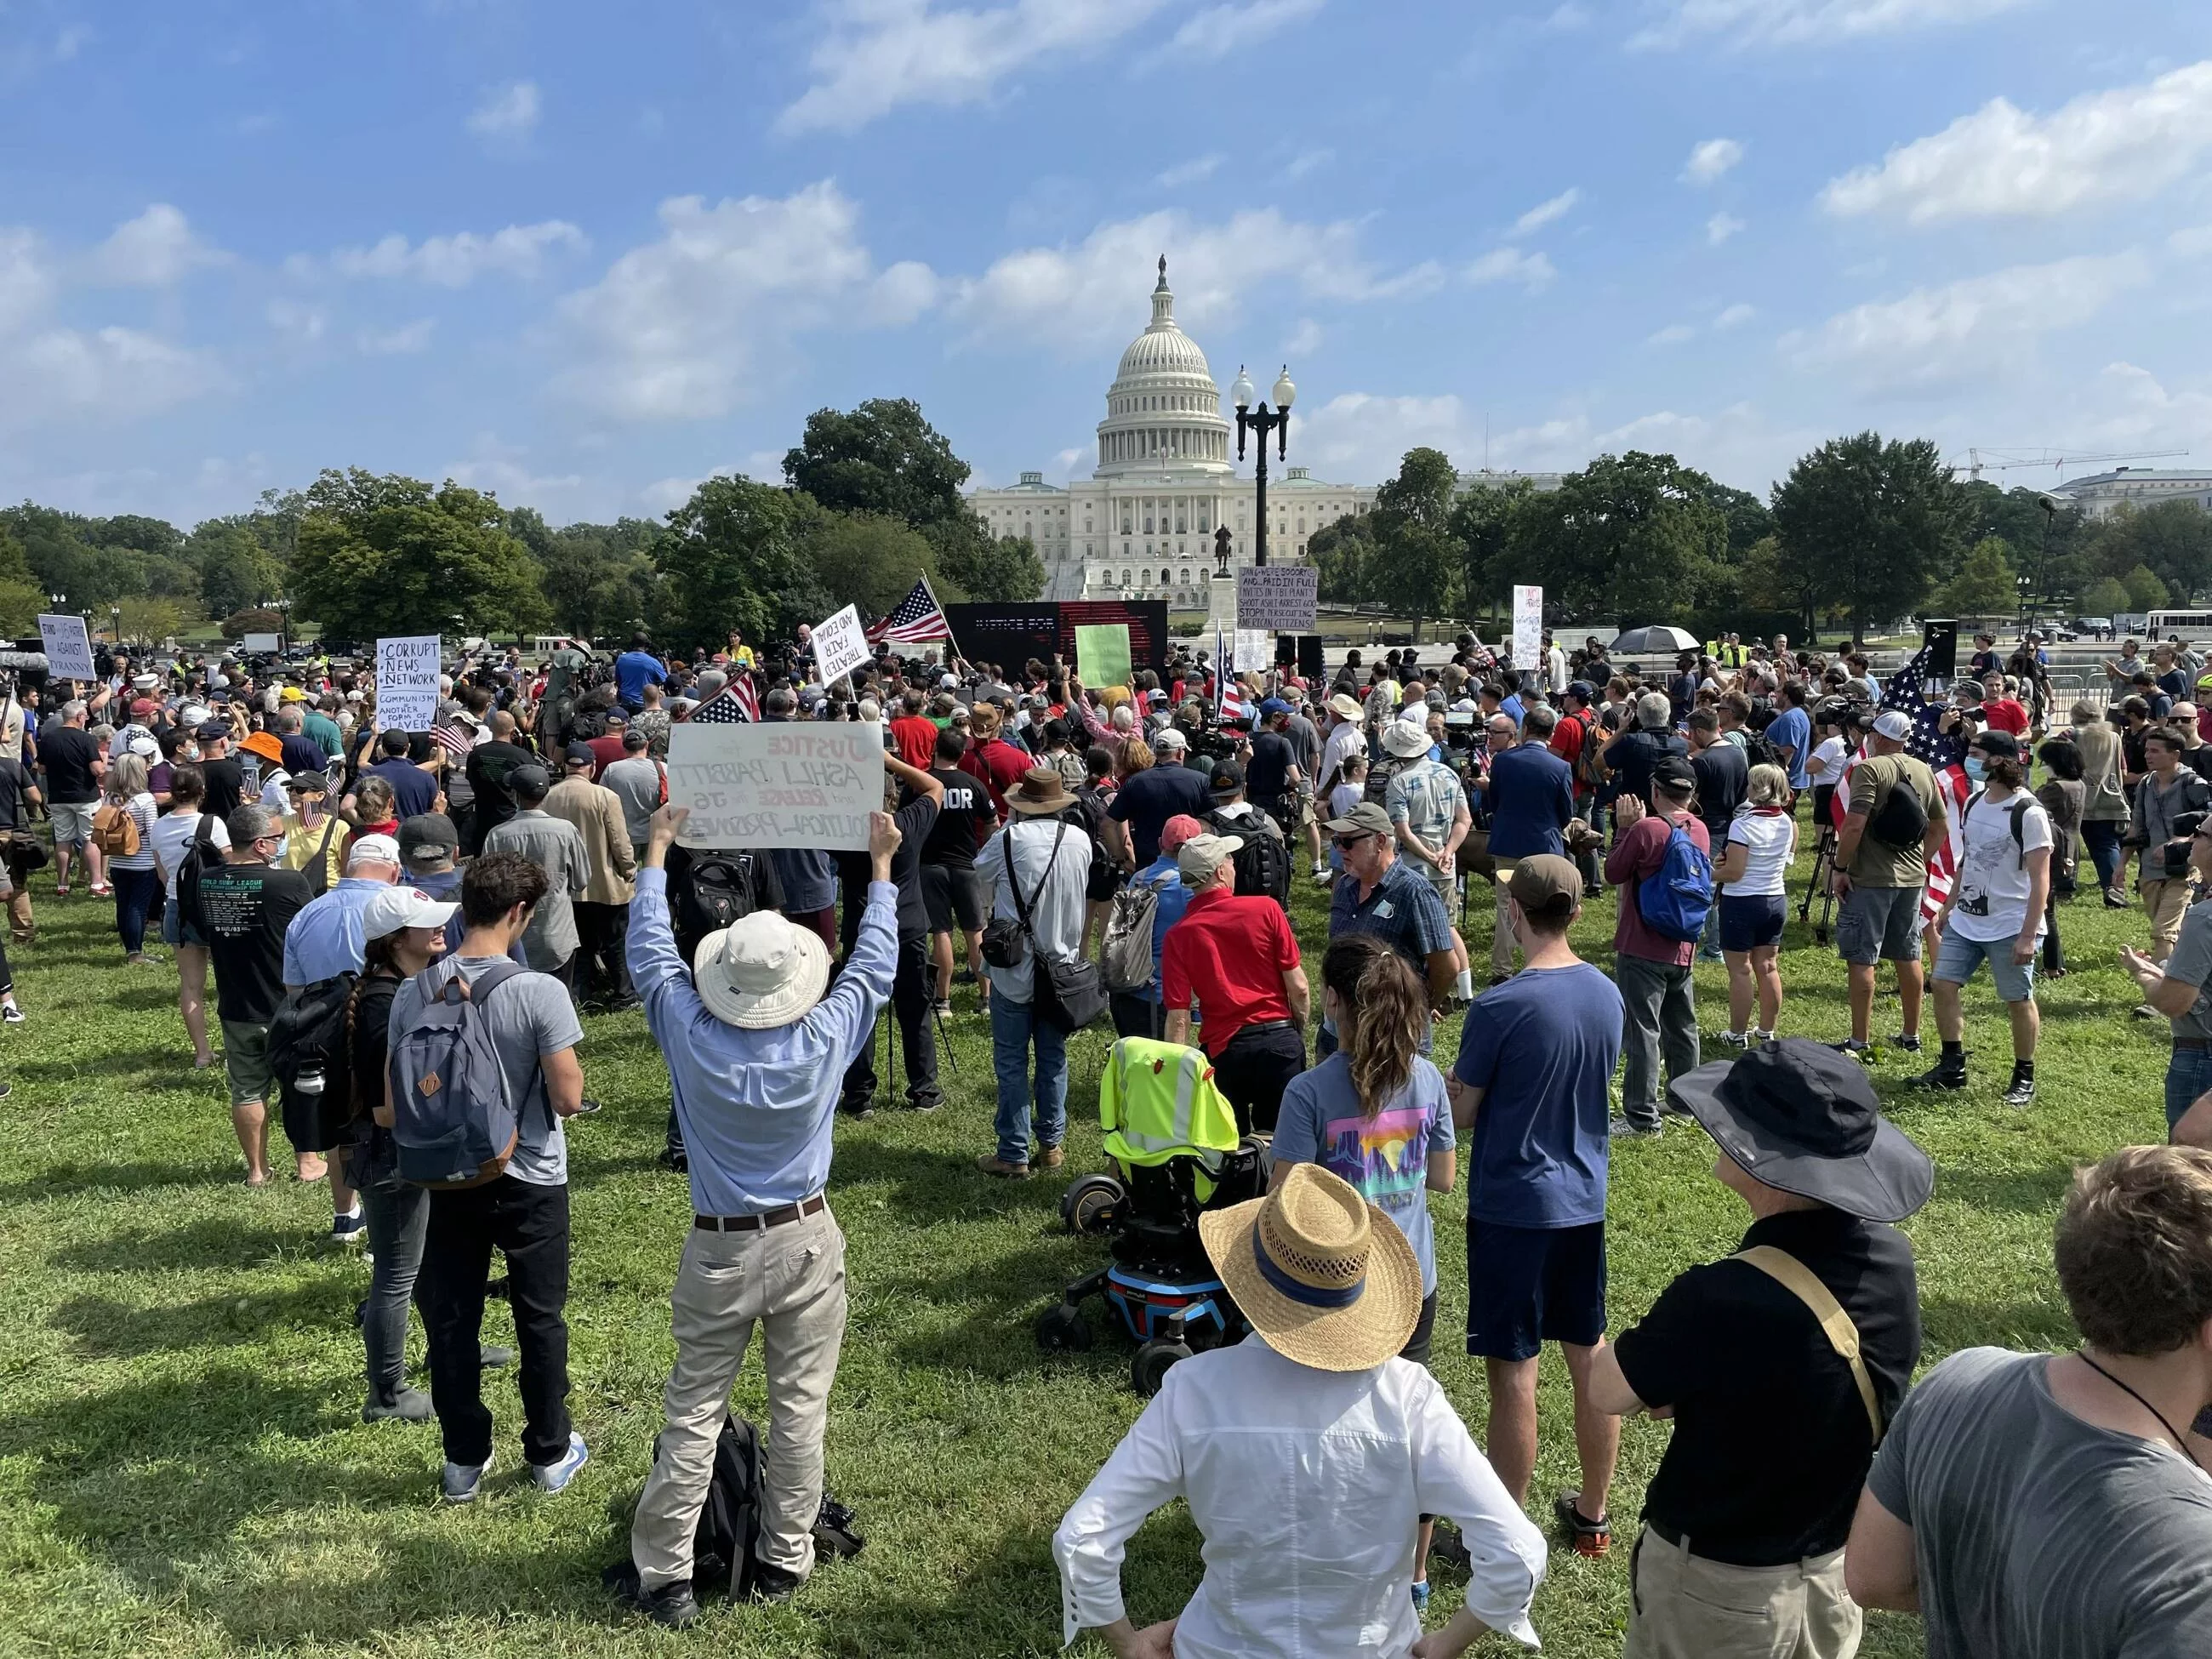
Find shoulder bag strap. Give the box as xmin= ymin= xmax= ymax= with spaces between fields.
xmin=1734 ymin=1245 xmax=1884 ymax=1443
xmin=1006 ymin=820 xmax=1066 ymax=944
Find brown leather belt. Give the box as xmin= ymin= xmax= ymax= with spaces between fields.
xmin=694 ymin=1194 xmax=828 ymax=1232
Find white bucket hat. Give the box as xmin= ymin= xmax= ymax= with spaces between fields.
xmin=693 ymin=911 xmax=832 ymax=1029
xmin=1382 ymin=717 xmax=1434 ymax=758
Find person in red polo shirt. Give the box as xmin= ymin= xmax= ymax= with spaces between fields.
xmin=1161 ymin=832 xmax=1309 ymax=1134
xmin=968 ymin=704 xmax=1033 ymax=812
xmin=890 ymin=689 xmax=940 ymax=772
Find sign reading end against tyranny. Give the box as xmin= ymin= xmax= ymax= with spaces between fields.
xmin=667 ymin=721 xmax=886 ymax=852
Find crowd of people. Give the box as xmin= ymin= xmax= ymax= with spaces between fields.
xmin=8 ymin=616 xmax=2212 ymax=1656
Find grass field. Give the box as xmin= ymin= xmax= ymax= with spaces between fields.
xmin=0 ymin=827 xmax=2173 ymax=1658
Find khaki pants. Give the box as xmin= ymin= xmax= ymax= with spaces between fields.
xmin=1492 ymin=857 xmax=1519 ymax=976
xmin=2144 ymin=875 xmax=2197 ymax=964
xmin=630 ymin=1207 xmax=847 ymax=1589
xmin=1626 ymin=1527 xmax=1861 ymax=1659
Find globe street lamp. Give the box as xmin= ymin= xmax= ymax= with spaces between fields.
xmin=1231 ymin=363 xmax=1296 ymax=567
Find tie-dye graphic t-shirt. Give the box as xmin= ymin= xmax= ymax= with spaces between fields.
xmin=1271 ymin=1051 xmax=1455 ymax=1295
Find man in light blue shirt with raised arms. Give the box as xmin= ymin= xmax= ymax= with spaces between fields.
xmin=619 ymin=802 xmax=902 ymax=1629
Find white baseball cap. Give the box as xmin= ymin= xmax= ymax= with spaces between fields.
xmin=1154 ymin=727 xmax=1189 ymax=750
xmin=347 ymin=834 xmax=402 ymax=869
xmin=360 ymin=884 xmax=459 ymax=941
xmin=1872 ymin=710 xmax=1913 ymax=741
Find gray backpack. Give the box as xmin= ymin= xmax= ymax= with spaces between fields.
xmin=1101 ymin=871 xmax=1168 ymax=993
xmin=388 ymin=960 xmax=529 ymax=1189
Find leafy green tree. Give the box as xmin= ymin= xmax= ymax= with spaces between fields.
xmin=784 ymin=398 xmax=975 ymax=531
xmin=189 ymin=518 xmax=286 ymax=619
xmin=656 ymin=474 xmax=810 ymax=651
xmin=1308 ymin=512 xmax=1379 ymax=605
xmin=1511 ymin=451 xmax=1728 ymax=622
xmin=2080 ymin=576 xmax=2131 ymax=618
xmin=1701 ymin=480 xmax=1772 ymax=556
xmin=119 ymin=596 xmax=189 ymax=644
xmin=934 ymin=524 xmax=1045 ymax=602
xmin=2096 ymin=500 xmax=2212 ymax=607
xmin=1932 ymin=536 xmax=2017 ymax=619
xmin=534 ymin=518 xmax=661 ymax=641
xmin=1450 ymin=478 xmax=1532 ymax=613
xmin=799 ymin=510 xmax=952 ymax=619
xmin=0 ymin=524 xmax=39 ymax=635
xmin=1735 ymin=533 xmax=1819 ymax=634
xmin=2123 ymin=563 xmax=2169 ymax=612
xmin=220 ymin=607 xmax=287 ymax=641
xmin=1771 ymin=432 xmax=1967 ymax=645
xmin=290 ymin=469 xmax=545 ymax=641
xmin=1367 ymin=448 xmax=1463 ymax=638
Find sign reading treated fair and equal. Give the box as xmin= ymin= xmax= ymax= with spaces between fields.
xmin=1236 ymin=564 xmax=1319 ymax=633
xmin=811 ymin=603 xmax=873 ymax=689
xmin=374 ymin=635 xmax=442 ymax=733
xmin=668 ymin=720 xmax=886 ymax=852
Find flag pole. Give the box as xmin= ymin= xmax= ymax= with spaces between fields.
xmin=921 ymin=573 xmax=963 ymax=670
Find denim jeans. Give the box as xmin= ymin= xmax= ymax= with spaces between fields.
xmin=1616 ymin=954 xmax=1700 ymax=1132
xmin=989 ymin=993 xmax=1068 ymax=1165
xmin=360 ymin=1170 xmax=428 ymax=1402
xmin=112 ymin=865 xmax=161 ymax=955
xmin=2166 ymin=1046 xmax=2212 ymax=1132
xmin=2081 ymin=818 xmax=2125 ymax=893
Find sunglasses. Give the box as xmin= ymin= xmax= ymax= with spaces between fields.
xmin=1332 ymin=833 xmax=1375 ymax=852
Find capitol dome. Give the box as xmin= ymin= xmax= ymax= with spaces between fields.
xmin=1094 ymin=256 xmax=1232 ymax=480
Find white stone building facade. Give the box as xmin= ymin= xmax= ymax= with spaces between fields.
xmin=2051 ymin=468 xmax=2212 ymax=522
xmin=969 ymin=260 xmax=1376 ymax=607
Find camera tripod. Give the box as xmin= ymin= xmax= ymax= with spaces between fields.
xmin=1798 ymin=824 xmax=1839 ymax=944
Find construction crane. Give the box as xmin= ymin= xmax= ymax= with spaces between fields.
xmin=1951 ymin=446 xmax=2191 ymax=482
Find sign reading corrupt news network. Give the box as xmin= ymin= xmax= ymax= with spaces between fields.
xmin=375 ymin=635 xmax=443 ymax=733
xmin=1236 ymin=564 xmax=1319 ymax=633
xmin=668 ymin=719 xmax=886 ymax=852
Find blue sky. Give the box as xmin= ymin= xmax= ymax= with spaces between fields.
xmin=6 ymin=0 xmax=2211 ymax=527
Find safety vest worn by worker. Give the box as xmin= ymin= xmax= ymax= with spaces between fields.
xmin=1099 ymin=1037 xmax=1242 ymax=1200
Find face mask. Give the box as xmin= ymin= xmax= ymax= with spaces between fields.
xmin=1964 ymin=756 xmax=1987 ymax=783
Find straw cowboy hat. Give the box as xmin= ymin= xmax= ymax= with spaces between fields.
xmin=1199 ymin=1163 xmax=1422 ymax=1371
xmin=692 ymin=911 xmax=831 ymax=1030
xmin=1006 ymin=767 xmax=1077 ymax=817
xmin=1327 ymin=693 xmax=1363 ymax=721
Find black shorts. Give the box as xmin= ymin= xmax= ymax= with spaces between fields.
xmin=1400 ymin=1288 xmax=1438 ymax=1368
xmin=1465 ymin=1218 xmax=1606 ymax=1362
xmin=921 ymin=863 xmax=983 ymax=934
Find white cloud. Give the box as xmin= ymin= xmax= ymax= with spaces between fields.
xmin=1782 ymin=252 xmax=2150 ymax=391
xmin=6 ymin=327 xmax=220 ymax=429
xmin=1466 ymin=247 xmax=1555 ymax=292
xmin=559 ymin=181 xmax=942 ymax=419
xmin=1294 ymin=392 xmax=1485 ymax=482
xmin=955 ymin=208 xmax=1441 ymax=351
xmin=1633 ymin=0 xmax=2028 ymax=50
xmin=305 ymin=221 xmax=587 ymax=287
xmin=1707 ymin=211 xmax=1746 ymax=244
xmin=468 ymin=80 xmax=540 ymax=139
xmin=88 ymin=204 xmax=226 ymax=286
xmin=641 ymin=473 xmax=709 ymax=514
xmin=1647 ymin=322 xmax=1696 ymax=345
xmin=0 ymin=230 xmax=54 ymax=334
xmin=1511 ymin=187 xmax=1580 ymax=237
xmin=1284 ymin=147 xmax=1334 ymax=180
xmin=1285 ymin=316 xmax=1324 ymax=356
xmin=361 ymin=318 xmax=436 ymax=356
xmin=1166 ymin=0 xmax=1325 ymax=60
xmin=1157 ymin=153 xmax=1224 ymax=188
xmin=780 ymin=0 xmax=1169 ymax=135
xmin=1713 ymin=301 xmax=1756 ymax=329
xmin=443 ymin=435 xmax=582 ymax=501
xmin=1821 ymin=61 xmax=2212 ymax=225
xmin=1681 ymin=138 xmax=1743 ymax=185
xmin=265 ymin=299 xmax=327 ymax=343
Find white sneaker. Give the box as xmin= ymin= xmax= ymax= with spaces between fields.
xmin=2 ymin=1003 xmax=22 ymax=1023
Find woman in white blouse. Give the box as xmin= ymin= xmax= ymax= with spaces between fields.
xmin=1054 ymin=1164 xmax=1546 ymax=1659
xmin=99 ymin=753 xmax=162 ymax=966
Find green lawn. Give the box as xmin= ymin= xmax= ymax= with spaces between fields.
xmin=0 ymin=833 xmax=2169 ymax=1658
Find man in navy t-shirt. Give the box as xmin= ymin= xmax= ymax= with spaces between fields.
xmin=364 ymin=728 xmax=441 ymax=818
xmin=1106 ymin=755 xmax=1210 ymax=869
xmin=1449 ymin=854 xmax=1627 ymax=1557
xmin=614 ymin=633 xmax=667 ymax=712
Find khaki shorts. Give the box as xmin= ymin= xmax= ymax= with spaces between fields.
xmin=49 ymin=801 xmax=97 ymax=849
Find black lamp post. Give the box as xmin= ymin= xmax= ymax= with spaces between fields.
xmin=1230 ymin=363 xmax=1297 ymax=567
xmin=2023 ymin=492 xmax=2061 ymax=641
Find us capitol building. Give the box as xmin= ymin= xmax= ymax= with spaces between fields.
xmin=967 ymin=259 xmax=1377 ymax=607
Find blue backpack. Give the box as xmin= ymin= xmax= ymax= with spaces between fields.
xmin=388 ymin=959 xmax=529 ymax=1189
xmin=1638 ymin=819 xmax=1714 ymax=943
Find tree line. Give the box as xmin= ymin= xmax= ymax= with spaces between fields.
xmin=1309 ymin=431 xmax=2212 ymax=643
xmin=0 ymin=399 xmax=1046 ymax=652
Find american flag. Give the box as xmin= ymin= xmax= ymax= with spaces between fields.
xmin=1213 ymin=628 xmax=1250 ymax=722
xmin=682 ymin=673 xmax=759 ymax=724
xmin=867 ymin=577 xmax=951 ymax=645
xmin=1831 ymin=644 xmax=1971 ymax=921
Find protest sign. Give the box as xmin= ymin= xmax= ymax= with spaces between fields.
xmin=668 ymin=720 xmax=885 ymax=852
xmin=242 ymin=632 xmax=283 ymax=654
xmin=812 ymin=603 xmax=872 ymax=689
xmin=1512 ymin=585 xmax=1543 ymax=678
xmin=1075 ymin=623 xmax=1132 ymax=687
xmin=1236 ymin=564 xmax=1318 ymax=633
xmin=37 ymin=614 xmax=94 ymax=681
xmin=374 ymin=635 xmax=442 ymax=732
xmin=1234 ymin=629 xmax=1273 ymax=673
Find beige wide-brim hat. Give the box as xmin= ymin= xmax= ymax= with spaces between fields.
xmin=1328 ymin=693 xmax=1364 ymax=721
xmin=1382 ymin=717 xmax=1434 ymax=758
xmin=693 ymin=911 xmax=831 ymax=1029
xmin=1199 ymin=1163 xmax=1422 ymax=1372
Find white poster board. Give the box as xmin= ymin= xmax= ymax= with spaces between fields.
xmin=374 ymin=635 xmax=442 ymax=732
xmin=1233 ymin=628 xmax=1274 ymax=673
xmin=37 ymin=614 xmax=94 ymax=681
xmin=1512 ymin=585 xmax=1544 ymax=677
xmin=812 ymin=603 xmax=872 ymax=689
xmin=1236 ymin=564 xmax=1318 ymax=633
xmin=668 ymin=720 xmax=885 ymax=852
xmin=242 ymin=631 xmax=283 ymax=654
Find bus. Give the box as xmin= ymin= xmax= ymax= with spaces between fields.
xmin=2146 ymin=611 xmax=2212 ymax=641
